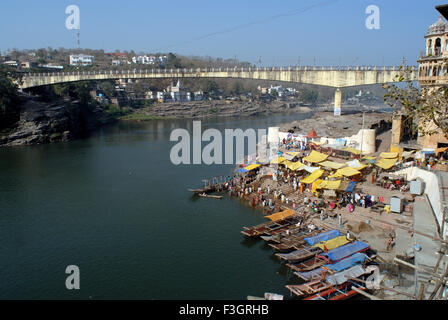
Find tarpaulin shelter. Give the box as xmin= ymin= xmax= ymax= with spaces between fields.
xmin=244 ymin=163 xmax=262 ymax=171
xmin=270 ymin=156 xmax=286 ymax=164
xmin=286 ymin=151 xmax=300 ymax=157
xmin=343 ymin=147 xmax=361 ymax=155
xmin=326 ymin=265 xmax=367 ymax=286
xmin=303 ymin=150 xmax=329 ymax=163
xmin=336 ymin=166 xmax=362 ymax=177
xmin=300 ymin=169 xmax=325 ymax=184
xmin=319 ymin=161 xmax=346 ymax=170
xmin=345 ymin=181 xmax=357 ymax=193
xmin=304 ymin=230 xmax=341 ymax=246
xmin=380 ymin=152 xmax=399 ymax=159
xmin=346 ymin=159 xmax=368 ymax=170
xmin=375 ymin=158 xmax=398 ymax=170
xmin=313 ymin=236 xmax=350 ymax=251
xmin=265 ymin=209 xmax=296 ymax=222
xmin=320 ymin=241 xmax=370 ymax=262
xmin=316 ymin=180 xmax=341 ymax=190
xmin=324 ymin=253 xmax=368 ymax=272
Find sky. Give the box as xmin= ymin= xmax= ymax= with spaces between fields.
xmin=0 ymin=0 xmax=445 ymax=66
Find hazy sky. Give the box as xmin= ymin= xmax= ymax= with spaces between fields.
xmin=0 ymin=0 xmax=444 ymax=66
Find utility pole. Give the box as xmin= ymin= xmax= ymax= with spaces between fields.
xmin=360 ymin=112 xmax=365 ymax=154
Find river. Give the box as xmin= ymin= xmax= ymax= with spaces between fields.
xmin=0 ymin=113 xmax=312 ymax=299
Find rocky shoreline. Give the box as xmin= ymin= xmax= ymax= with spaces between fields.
xmin=0 ymin=97 xmax=114 ymax=147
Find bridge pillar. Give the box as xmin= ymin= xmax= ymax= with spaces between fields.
xmin=334 ymin=88 xmax=342 ymax=116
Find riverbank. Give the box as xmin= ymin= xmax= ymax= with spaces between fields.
xmin=0 ymin=96 xmax=114 ymax=147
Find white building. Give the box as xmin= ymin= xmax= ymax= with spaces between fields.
xmin=69 ymin=54 xmax=94 ymax=66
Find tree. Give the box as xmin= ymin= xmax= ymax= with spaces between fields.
xmin=231 ymin=81 xmax=244 ymax=95
xmin=383 ymin=66 xmax=448 ymax=139
xmin=0 ymin=65 xmax=21 ymax=128
xmin=165 ymin=53 xmax=182 ymax=69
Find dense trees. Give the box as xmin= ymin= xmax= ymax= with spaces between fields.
xmin=0 ymin=65 xmax=22 ymax=128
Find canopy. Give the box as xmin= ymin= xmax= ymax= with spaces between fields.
xmin=282 ymin=160 xmax=305 ymax=171
xmin=375 ymin=158 xmax=398 ymax=170
xmin=244 ymin=163 xmax=262 ymax=171
xmin=343 ymin=147 xmax=361 ymax=155
xmin=316 ymin=179 xmax=341 ymax=190
xmin=286 ymin=151 xmax=300 ymax=157
xmin=328 ymin=171 xmax=343 ymax=179
xmin=270 ymin=156 xmax=286 ymax=164
xmin=300 ymin=169 xmax=324 ymax=184
xmin=380 ymin=152 xmax=399 ymax=159
xmin=362 ymin=156 xmax=376 ymax=161
xmin=265 ymin=209 xmax=296 ymax=222
xmin=435 ymin=147 xmax=448 ymax=155
xmin=283 ymin=154 xmax=296 ymax=161
xmin=299 ymin=165 xmax=320 ymax=173
xmin=324 ymin=253 xmax=368 ymax=272
xmin=401 ymin=151 xmax=415 ymax=159
xmin=319 ymin=161 xmax=346 ymax=170
xmin=304 ymin=230 xmax=341 ymax=246
xmin=303 ymin=150 xmax=329 ymax=163
xmin=337 ymin=166 xmax=362 ymax=177
xmin=345 ymin=181 xmax=357 ymax=193
xmin=321 ymin=241 xmax=369 ymax=262
xmin=346 ymin=159 xmax=368 ymax=170
xmin=236 ymin=168 xmax=247 ymax=173
xmin=326 ymin=265 xmax=367 ymax=286
xmin=313 ymin=236 xmax=350 ymax=251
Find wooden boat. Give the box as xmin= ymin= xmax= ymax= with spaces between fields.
xmin=198 ymin=193 xmax=222 ymax=199
xmin=241 ymin=217 xmax=298 ymax=238
xmin=286 ymin=280 xmax=334 ymax=298
xmin=286 ymin=256 xmax=327 ymax=273
xmin=275 ymin=247 xmax=320 ymax=263
xmin=303 ymin=281 xmax=364 ymax=300
xmin=269 ymin=231 xmax=318 ymax=252
xmin=188 ymin=185 xmax=217 ymax=194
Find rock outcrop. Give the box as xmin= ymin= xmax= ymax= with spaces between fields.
xmin=0 ymin=97 xmax=114 ymax=147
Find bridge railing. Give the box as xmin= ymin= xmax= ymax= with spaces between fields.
xmin=23 ymin=65 xmax=416 ymax=79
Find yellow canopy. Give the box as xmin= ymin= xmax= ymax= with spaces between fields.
xmin=319 ymin=161 xmax=346 ymax=170
xmin=265 ymin=209 xmax=296 ymax=222
xmin=346 ymin=160 xmax=368 ymax=171
xmin=313 ymin=236 xmax=350 ymax=251
xmin=286 ymin=151 xmax=300 ymax=157
xmin=343 ymin=147 xmax=361 ymax=155
xmin=312 ymin=179 xmax=323 ymax=192
xmin=435 ymin=147 xmax=448 ymax=155
xmin=375 ymin=158 xmax=398 ymax=170
xmin=303 ymin=150 xmax=329 ymax=163
xmin=270 ymin=156 xmax=286 ymax=164
xmin=337 ymin=166 xmax=362 ymax=177
xmin=316 ymin=180 xmax=342 ymax=190
xmin=244 ymin=163 xmax=262 ymax=171
xmin=283 ymin=161 xmax=305 ymax=171
xmin=362 ymin=156 xmax=376 ymax=161
xmin=380 ymin=152 xmax=399 ymax=159
xmin=328 ymin=171 xmax=343 ymax=179
xmin=300 ymin=169 xmax=325 ymax=184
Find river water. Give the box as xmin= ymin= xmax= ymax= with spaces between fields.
xmin=0 ymin=113 xmax=312 ymax=299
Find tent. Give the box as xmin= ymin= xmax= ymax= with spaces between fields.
xmin=306 ymin=128 xmax=318 ymax=138
xmin=300 ymin=169 xmax=325 ymax=184
xmin=316 ymin=180 xmax=341 ymax=190
xmin=265 ymin=209 xmax=296 ymax=222
xmin=286 ymin=151 xmax=300 ymax=157
xmin=319 ymin=161 xmax=346 ymax=170
xmin=320 ymin=241 xmax=369 ymax=262
xmin=375 ymin=158 xmax=398 ymax=170
xmin=303 ymin=150 xmax=329 ymax=163
xmin=304 ymin=230 xmax=341 ymax=246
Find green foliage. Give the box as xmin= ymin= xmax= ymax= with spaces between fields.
xmin=300 ymin=89 xmax=319 ymax=103
xmin=382 ymin=65 xmax=448 ymax=139
xmin=164 ymin=53 xmax=183 ymax=69
xmin=231 ymin=81 xmax=244 ymax=95
xmin=0 ymin=65 xmax=21 ymax=126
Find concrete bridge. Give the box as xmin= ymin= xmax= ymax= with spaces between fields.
xmin=19 ymin=66 xmax=418 ymax=110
